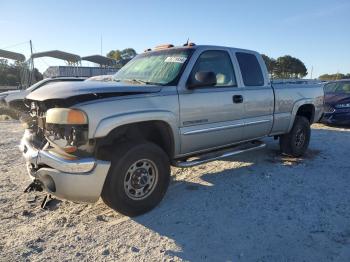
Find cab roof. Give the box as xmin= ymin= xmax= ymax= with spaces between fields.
xmin=144 ymin=43 xmax=259 ymax=55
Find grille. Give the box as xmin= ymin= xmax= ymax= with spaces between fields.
xmin=324 ymin=104 xmax=335 ymax=113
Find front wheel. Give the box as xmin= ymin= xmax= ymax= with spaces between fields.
xmin=279 ymin=116 xmax=311 ymax=157
xmin=101 ymin=141 xmax=170 ymax=216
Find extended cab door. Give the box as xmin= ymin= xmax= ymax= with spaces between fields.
xmin=234 ymin=51 xmax=274 ymax=140
xmin=178 ymin=49 xmax=245 ymax=155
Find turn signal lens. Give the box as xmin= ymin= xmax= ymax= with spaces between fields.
xmin=67 ymin=110 xmax=88 ymax=124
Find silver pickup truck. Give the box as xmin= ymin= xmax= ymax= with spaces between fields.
xmin=20 ymin=44 xmax=324 ymax=216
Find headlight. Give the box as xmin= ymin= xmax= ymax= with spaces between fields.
xmin=335 ymin=103 xmax=350 ymax=109
xmin=46 ymin=108 xmax=88 ymax=125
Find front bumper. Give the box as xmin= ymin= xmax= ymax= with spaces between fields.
xmin=20 ymin=129 xmax=111 ymax=203
xmin=321 ymin=112 xmax=350 ymax=125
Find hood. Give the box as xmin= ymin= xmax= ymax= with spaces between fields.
xmin=325 ymin=92 xmax=350 ymax=105
xmin=26 ymin=81 xmax=162 ymax=102
xmin=5 ymin=89 xmax=29 ymax=103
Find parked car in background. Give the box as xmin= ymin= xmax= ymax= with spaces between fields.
xmin=321 ymin=80 xmax=350 ymax=125
xmin=0 ymin=77 xmax=86 ymax=118
xmin=85 ymin=75 xmax=114 ymax=82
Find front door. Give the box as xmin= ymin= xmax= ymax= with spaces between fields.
xmin=178 ymin=50 xmax=245 ymax=154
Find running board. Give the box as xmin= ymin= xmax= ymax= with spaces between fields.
xmin=173 ymin=141 xmax=266 ymax=168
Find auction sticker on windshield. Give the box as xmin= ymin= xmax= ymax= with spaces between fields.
xmin=164 ymin=56 xmax=187 ymax=63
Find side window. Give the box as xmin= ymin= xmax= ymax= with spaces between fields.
xmin=189 ymin=50 xmax=237 ymax=87
xmin=236 ymin=52 xmax=264 ymax=86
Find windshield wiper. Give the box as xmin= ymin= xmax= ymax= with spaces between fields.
xmin=124 ymin=79 xmax=165 ymax=86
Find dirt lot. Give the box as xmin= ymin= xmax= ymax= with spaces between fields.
xmin=0 ymin=120 xmax=350 ymax=262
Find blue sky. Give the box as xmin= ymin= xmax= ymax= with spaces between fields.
xmin=1 ymin=0 xmax=349 ymax=77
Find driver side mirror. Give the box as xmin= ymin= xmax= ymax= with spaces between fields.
xmin=187 ymin=71 xmax=217 ymax=89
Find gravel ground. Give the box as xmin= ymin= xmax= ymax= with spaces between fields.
xmin=0 ymin=120 xmax=350 ymax=262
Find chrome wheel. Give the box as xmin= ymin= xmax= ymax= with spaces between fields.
xmin=123 ymin=159 xmax=158 ymax=200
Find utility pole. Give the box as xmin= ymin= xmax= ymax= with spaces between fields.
xmin=310 ymin=66 xmax=313 ymax=79
xmin=29 ymin=40 xmax=34 ymax=86
xmin=100 ymin=35 xmax=103 ymax=56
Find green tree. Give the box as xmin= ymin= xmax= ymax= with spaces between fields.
xmin=106 ymin=50 xmax=122 ymax=60
xmin=261 ymin=54 xmax=277 ymax=77
xmin=319 ymin=73 xmax=350 ymax=81
xmin=0 ymin=59 xmax=42 ymax=87
xmin=106 ymin=48 xmax=137 ymax=66
xmin=274 ymin=55 xmax=307 ymax=79
xmin=121 ymin=48 xmax=137 ymax=60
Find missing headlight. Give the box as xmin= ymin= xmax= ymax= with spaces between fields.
xmin=45 ymin=123 xmax=93 ymax=156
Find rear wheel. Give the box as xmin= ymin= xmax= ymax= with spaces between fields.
xmin=279 ymin=116 xmax=311 ymax=157
xmin=101 ymin=141 xmax=170 ymax=216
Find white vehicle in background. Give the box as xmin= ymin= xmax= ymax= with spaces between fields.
xmin=85 ymin=75 xmax=114 ymax=82
xmin=0 ymin=77 xmax=86 ymax=118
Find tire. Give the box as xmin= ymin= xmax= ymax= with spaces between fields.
xmin=101 ymin=141 xmax=170 ymax=216
xmin=279 ymin=116 xmax=311 ymax=157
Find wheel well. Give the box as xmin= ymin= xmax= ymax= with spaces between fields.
xmin=296 ymin=104 xmax=315 ymax=123
xmin=95 ymin=121 xmax=174 ymax=161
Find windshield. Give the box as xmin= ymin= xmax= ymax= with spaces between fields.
xmin=324 ymin=82 xmax=350 ymax=94
xmin=113 ymin=48 xmax=193 ymax=85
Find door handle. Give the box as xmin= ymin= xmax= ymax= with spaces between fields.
xmin=233 ymin=95 xmax=243 ymax=103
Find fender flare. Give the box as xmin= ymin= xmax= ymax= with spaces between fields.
xmin=287 ymin=98 xmax=315 ymax=132
xmin=93 ymin=110 xmax=180 ymax=154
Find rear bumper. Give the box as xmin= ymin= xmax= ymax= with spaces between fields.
xmin=20 ymin=130 xmax=111 ymax=203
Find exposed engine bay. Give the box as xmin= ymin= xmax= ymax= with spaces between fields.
xmin=23 ymin=98 xmax=94 ymax=158
xmin=21 ymin=81 xmax=161 ymax=158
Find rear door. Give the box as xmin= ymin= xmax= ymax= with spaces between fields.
xmin=178 ymin=49 xmax=245 ymax=154
xmin=234 ymin=52 xmax=274 ymax=140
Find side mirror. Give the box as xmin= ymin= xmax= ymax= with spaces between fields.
xmin=188 ymin=71 xmax=217 ymax=89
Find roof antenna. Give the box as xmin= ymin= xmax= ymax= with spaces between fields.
xmin=184 ymin=38 xmax=189 ymax=46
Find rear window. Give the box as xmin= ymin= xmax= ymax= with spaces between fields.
xmin=236 ymin=52 xmax=264 ymax=86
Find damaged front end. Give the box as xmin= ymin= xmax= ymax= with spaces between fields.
xmin=23 ymin=99 xmax=94 ymax=155
xmin=20 ymin=99 xmax=110 ymax=203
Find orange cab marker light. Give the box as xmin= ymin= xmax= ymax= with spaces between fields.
xmin=154 ymin=44 xmax=174 ymax=50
